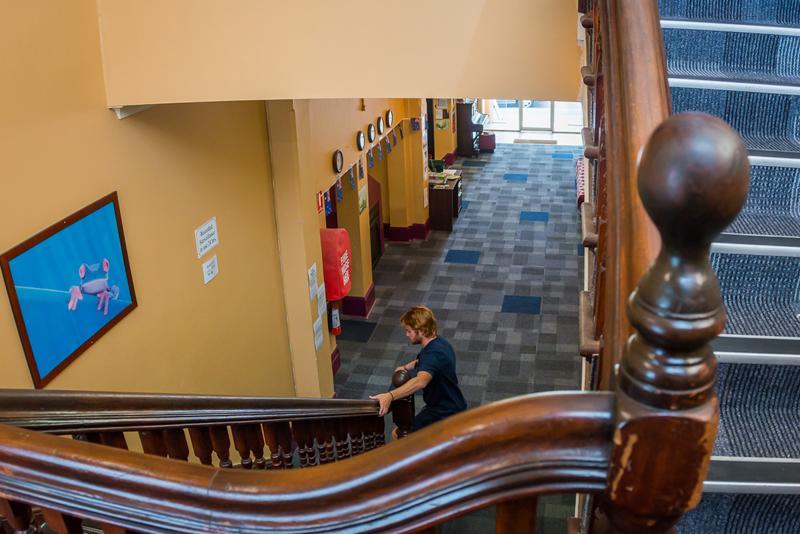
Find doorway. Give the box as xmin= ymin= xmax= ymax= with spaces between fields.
xmin=485 ymin=100 xmax=582 ymax=133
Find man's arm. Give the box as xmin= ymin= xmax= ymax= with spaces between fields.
xmin=394 ymin=359 xmax=417 ymax=373
xmin=370 ymin=371 xmax=432 ymax=416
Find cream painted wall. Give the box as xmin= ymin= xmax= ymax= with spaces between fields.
xmin=96 ymin=0 xmax=582 ymax=106
xmin=0 ymin=2 xmax=295 ymax=396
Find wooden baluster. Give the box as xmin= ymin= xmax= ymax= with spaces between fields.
xmin=41 ymin=508 xmax=82 ymax=534
xmin=99 ymin=431 xmax=128 ymax=450
xmin=72 ymin=432 xmax=102 ymax=444
xmin=262 ymin=421 xmax=293 ymax=468
xmin=496 ymin=497 xmax=537 ymax=534
xmin=391 ymin=370 xmax=415 ymax=439
xmin=362 ymin=416 xmax=376 ymax=452
xmin=187 ymin=427 xmax=214 ymax=466
xmin=314 ymin=420 xmax=335 ymax=464
xmin=163 ymin=428 xmax=190 ymax=461
xmin=245 ymin=424 xmax=267 ymax=470
xmin=231 ymin=425 xmax=253 ymax=469
xmin=0 ymin=499 xmax=32 ymax=533
xmin=333 ymin=418 xmax=350 ymax=460
xmin=209 ymin=426 xmax=233 ymax=468
xmin=347 ymin=417 xmax=364 ymax=456
xmin=139 ymin=430 xmax=168 ymax=457
xmin=599 ymin=114 xmax=749 ymax=532
xmin=372 ymin=416 xmax=386 ymax=447
xmin=291 ymin=420 xmax=317 ymax=467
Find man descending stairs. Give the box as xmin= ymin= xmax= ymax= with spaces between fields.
xmin=659 ymin=0 xmax=800 ymax=531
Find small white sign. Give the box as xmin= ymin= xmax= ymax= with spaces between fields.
xmin=358 ymin=186 xmax=368 ymax=214
xmin=195 ymin=217 xmax=220 ymax=258
xmin=202 ymin=255 xmax=219 ymax=284
xmin=340 ymin=251 xmax=350 ymax=285
xmin=317 ymin=284 xmax=327 ymax=318
xmin=423 ymin=185 xmax=429 ymax=208
xmin=308 ymin=263 xmax=318 ymax=300
xmin=313 ymin=316 xmax=324 ymax=351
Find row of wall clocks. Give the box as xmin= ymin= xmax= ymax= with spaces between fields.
xmin=333 ymin=110 xmax=395 ymax=173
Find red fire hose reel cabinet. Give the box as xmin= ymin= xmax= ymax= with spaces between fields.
xmin=320 ymin=229 xmax=352 ymax=336
xmin=320 ymin=228 xmax=352 ymax=300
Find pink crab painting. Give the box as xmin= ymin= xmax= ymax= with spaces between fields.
xmin=67 ymin=258 xmax=120 ymax=316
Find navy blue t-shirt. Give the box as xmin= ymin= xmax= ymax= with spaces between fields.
xmin=416 ymin=337 xmax=467 ymax=416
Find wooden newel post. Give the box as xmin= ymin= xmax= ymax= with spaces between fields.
xmin=391 ymin=369 xmax=415 ymax=439
xmin=600 ymin=113 xmax=750 ymax=532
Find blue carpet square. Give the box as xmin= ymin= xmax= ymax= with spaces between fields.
xmin=461 ymin=200 xmax=470 ymax=209
xmin=462 ymin=160 xmax=487 ymax=167
xmin=552 ymin=153 xmax=574 ymax=160
xmin=445 ymin=249 xmax=481 ymax=265
xmin=504 ymin=173 xmax=528 ymax=182
xmin=339 ymin=320 xmax=377 ymax=343
xmin=501 ymin=295 xmax=542 ymax=315
xmin=519 ymin=211 xmax=549 ymax=222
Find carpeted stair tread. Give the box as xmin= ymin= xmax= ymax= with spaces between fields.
xmin=678 ymin=493 xmax=800 ymax=533
xmin=726 ymin=165 xmax=800 ymax=237
xmin=714 ymin=363 xmax=800 ymax=457
xmin=664 ymin=29 xmax=800 ymax=87
xmin=711 ymin=252 xmax=800 ymax=338
xmin=672 ymin=87 xmax=800 ymax=156
xmin=659 ymin=0 xmax=800 ymax=28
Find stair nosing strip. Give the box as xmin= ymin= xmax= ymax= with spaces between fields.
xmin=748 ymin=154 xmax=800 ymax=168
xmin=711 ymin=240 xmax=800 ymax=258
xmin=661 ymin=19 xmax=800 ymax=37
xmin=716 ymin=352 xmax=800 ymax=365
xmin=669 ymin=77 xmax=800 ymax=96
xmin=704 ymin=457 xmax=800 ymax=494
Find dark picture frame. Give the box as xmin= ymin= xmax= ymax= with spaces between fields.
xmin=0 ymin=192 xmax=137 ymax=388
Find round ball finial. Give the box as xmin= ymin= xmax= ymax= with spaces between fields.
xmin=392 ymin=369 xmax=410 ymax=388
xmin=638 ymin=112 xmax=750 ymax=246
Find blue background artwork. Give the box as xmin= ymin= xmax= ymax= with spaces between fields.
xmin=9 ymin=202 xmax=133 ymax=378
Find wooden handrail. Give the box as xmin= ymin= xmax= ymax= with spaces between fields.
xmin=593 ymin=0 xmax=667 ymax=389
xmin=0 ymin=392 xmax=614 ymax=533
xmin=0 ymin=389 xmax=380 ymax=434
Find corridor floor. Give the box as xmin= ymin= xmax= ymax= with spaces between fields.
xmin=335 ymin=143 xmax=584 ymax=404
xmin=334 ymin=143 xmax=585 ymax=533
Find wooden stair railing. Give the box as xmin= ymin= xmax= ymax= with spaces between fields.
xmin=0 ymin=392 xmax=615 ymax=533
xmin=0 ymin=386 xmax=399 ymax=471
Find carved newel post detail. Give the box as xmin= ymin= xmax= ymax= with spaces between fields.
xmin=390 ymin=370 xmax=415 ymax=439
xmin=601 ymin=113 xmax=750 ymax=532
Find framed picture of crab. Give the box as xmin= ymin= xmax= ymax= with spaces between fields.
xmin=0 ymin=192 xmax=137 ymax=388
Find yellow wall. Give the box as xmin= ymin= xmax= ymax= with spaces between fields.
xmin=0 ymin=2 xmax=295 ymax=396
xmin=95 ymin=0 xmax=582 ymax=106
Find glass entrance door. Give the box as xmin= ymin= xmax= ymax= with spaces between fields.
xmin=520 ymin=100 xmax=553 ymax=131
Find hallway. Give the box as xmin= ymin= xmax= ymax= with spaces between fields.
xmin=334 ymin=142 xmax=585 ymax=406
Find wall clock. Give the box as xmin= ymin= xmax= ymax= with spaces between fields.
xmin=386 ymin=110 xmax=394 ymax=127
xmin=356 ymin=131 xmax=365 ymax=151
xmin=332 ymin=149 xmax=344 ymax=174
xmin=377 ymin=116 xmax=385 ymax=134
xmin=368 ymin=123 xmax=376 ymax=142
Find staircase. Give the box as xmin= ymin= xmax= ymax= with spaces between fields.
xmin=659 ymin=0 xmax=800 ymax=530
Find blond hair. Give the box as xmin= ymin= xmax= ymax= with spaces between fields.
xmin=400 ymin=306 xmax=438 ymax=337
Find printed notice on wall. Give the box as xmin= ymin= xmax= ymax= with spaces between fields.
xmin=308 ymin=263 xmax=318 ymax=300
xmin=202 ymin=255 xmax=219 ymax=284
xmin=317 ymin=283 xmax=327 ymax=318
xmin=423 ymin=184 xmax=429 ymax=208
xmin=313 ymin=316 xmax=324 ymax=351
xmin=195 ymin=217 xmax=219 ymax=258
xmin=358 ymin=186 xmax=368 ymax=214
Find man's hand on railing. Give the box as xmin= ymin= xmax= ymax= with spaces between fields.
xmin=369 ymin=392 xmax=393 ymax=416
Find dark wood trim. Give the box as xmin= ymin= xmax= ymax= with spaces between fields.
xmin=341 ymin=283 xmax=376 ymax=318
xmin=410 ymin=219 xmax=430 ymax=241
xmin=0 ymin=392 xmax=613 ymax=532
xmin=330 ymin=346 xmax=341 ymax=376
xmin=385 ymin=225 xmax=412 ymax=242
xmin=0 ymin=389 xmax=380 ymax=434
xmin=0 ymin=192 xmax=137 ymax=389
